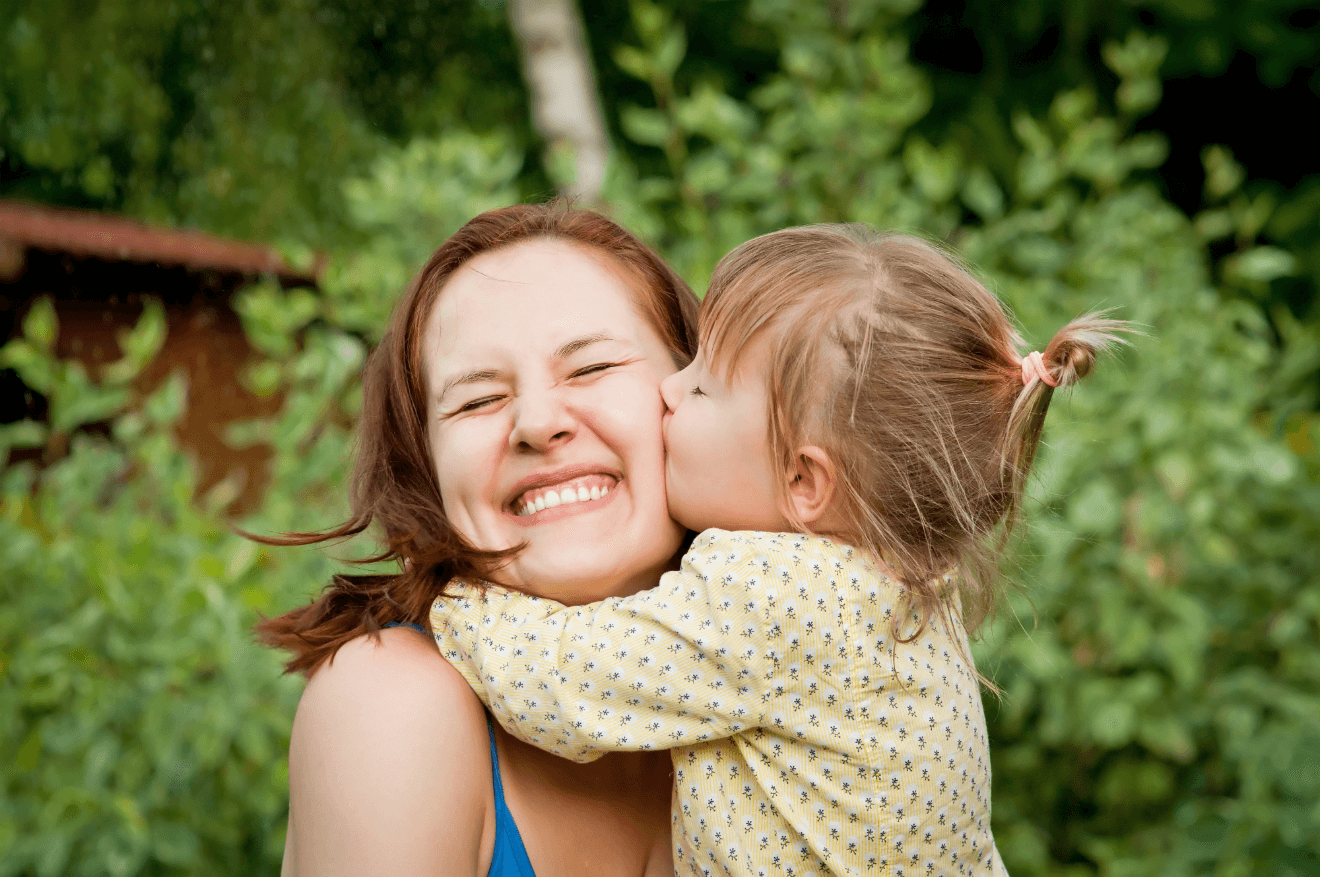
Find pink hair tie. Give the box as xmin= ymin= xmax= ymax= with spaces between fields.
xmin=1020 ymin=351 xmax=1058 ymax=387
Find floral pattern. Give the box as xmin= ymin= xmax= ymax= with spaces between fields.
xmin=432 ymin=529 xmax=1007 ymax=876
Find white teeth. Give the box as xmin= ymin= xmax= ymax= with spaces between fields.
xmin=516 ymin=480 xmax=615 ymax=517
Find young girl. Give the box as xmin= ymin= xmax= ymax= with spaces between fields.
xmin=431 ymin=225 xmax=1124 ymax=877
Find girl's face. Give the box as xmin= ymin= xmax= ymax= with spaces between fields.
xmin=659 ymin=345 xmax=790 ymax=534
xmin=423 ymin=239 xmax=684 ymax=603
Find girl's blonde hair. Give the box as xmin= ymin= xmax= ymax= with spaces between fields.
xmin=701 ymin=224 xmax=1126 ymax=640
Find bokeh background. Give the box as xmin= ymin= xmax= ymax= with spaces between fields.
xmin=2 ymin=1 xmax=1318 ymax=874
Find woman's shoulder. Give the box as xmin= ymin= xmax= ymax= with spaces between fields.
xmin=287 ymin=627 xmax=496 ymax=876
xmin=308 ymin=625 xmax=482 ymax=698
xmin=298 ymin=626 xmax=491 ymax=741
xmin=294 ymin=625 xmax=492 ymax=767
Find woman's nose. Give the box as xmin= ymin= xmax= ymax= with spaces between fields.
xmin=509 ymin=388 xmax=576 ymax=452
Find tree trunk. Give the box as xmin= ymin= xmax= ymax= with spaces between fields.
xmin=507 ymin=0 xmax=611 ymax=203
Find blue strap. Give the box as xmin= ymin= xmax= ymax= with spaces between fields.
xmin=485 ymin=717 xmax=538 ymax=877
xmin=383 ymin=621 xmax=535 ymax=875
xmin=381 ymin=621 xmax=428 ymax=634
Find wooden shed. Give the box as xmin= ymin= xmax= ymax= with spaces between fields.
xmin=0 ymin=198 xmax=320 ymax=514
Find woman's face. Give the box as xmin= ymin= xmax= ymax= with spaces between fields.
xmin=423 ymin=238 xmax=683 ymax=603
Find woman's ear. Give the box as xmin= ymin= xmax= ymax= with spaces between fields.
xmin=782 ymin=446 xmax=838 ymax=528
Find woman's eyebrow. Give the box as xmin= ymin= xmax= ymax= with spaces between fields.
xmin=438 ymin=368 xmax=504 ymax=404
xmin=554 ymin=333 xmax=621 ymax=359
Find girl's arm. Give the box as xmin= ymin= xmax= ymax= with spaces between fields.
xmin=431 ymin=529 xmax=799 ymax=762
xmin=283 ymin=627 xmax=495 ymax=877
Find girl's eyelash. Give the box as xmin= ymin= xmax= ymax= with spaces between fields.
xmin=690 ymin=385 xmax=706 ymax=397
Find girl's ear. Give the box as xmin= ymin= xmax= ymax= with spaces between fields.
xmin=783 ymin=446 xmax=838 ymax=528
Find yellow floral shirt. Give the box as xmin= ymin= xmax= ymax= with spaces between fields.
xmin=431 ymin=529 xmax=1007 ymax=877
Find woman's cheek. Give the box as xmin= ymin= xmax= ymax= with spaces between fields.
xmin=432 ymin=419 xmax=500 ymax=507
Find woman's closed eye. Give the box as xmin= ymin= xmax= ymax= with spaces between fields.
xmin=452 ymin=394 xmax=505 ymax=414
xmin=689 ymin=385 xmax=706 ymax=397
xmin=571 ymin=362 xmax=621 ymax=379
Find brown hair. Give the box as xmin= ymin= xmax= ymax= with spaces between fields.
xmin=255 ymin=203 xmax=700 ymax=675
xmin=701 ymin=224 xmax=1128 ymax=641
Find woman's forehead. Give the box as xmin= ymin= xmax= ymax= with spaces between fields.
xmin=423 ymin=240 xmax=664 ymax=363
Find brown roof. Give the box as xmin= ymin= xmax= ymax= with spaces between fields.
xmin=0 ymin=198 xmax=318 ymax=282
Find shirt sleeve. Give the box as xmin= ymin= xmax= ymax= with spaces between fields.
xmin=430 ymin=529 xmax=789 ymax=762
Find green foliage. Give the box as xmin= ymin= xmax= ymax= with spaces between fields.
xmin=0 ymin=0 xmax=535 ymax=248
xmin=0 ymin=0 xmax=357 ymax=244
xmin=0 ymin=307 xmax=340 ymax=875
xmin=322 ymin=130 xmax=525 ymax=336
xmin=3 ymin=1 xmax=1318 ymax=875
xmin=957 ymin=108 xmax=1320 ymax=877
xmin=896 ymin=0 xmax=1320 ymax=384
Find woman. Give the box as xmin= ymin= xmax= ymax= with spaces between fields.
xmin=260 ymin=204 xmax=700 ymax=876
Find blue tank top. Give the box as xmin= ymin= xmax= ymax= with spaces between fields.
xmin=485 ymin=716 xmax=538 ymax=877
xmin=383 ymin=622 xmax=537 ymax=877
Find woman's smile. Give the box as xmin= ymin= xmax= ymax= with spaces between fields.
xmin=507 ymin=467 xmax=619 ymax=520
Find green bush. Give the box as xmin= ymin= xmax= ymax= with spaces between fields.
xmin=2 ymin=1 xmax=1317 ymax=874
xmin=0 ymin=0 xmax=533 ymax=246
xmin=0 ymin=313 xmax=317 ymax=875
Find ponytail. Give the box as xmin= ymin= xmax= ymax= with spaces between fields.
xmin=1001 ymin=312 xmax=1134 ymax=531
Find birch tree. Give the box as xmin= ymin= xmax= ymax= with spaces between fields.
xmin=507 ymin=0 xmax=612 ymax=203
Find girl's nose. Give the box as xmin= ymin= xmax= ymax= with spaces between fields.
xmin=659 ymin=367 xmax=685 ymax=414
xmin=509 ymin=387 xmax=576 ymax=452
